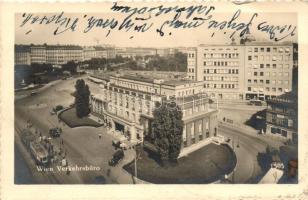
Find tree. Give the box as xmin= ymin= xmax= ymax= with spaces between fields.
xmin=152 ymin=101 xmax=184 ymax=162
xmin=74 ymin=79 xmax=91 ymax=118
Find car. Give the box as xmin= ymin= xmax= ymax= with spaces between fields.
xmin=224 ymin=138 xmax=231 ymax=143
xmin=108 ymin=150 xmax=124 ymax=166
xmin=49 ymin=127 xmax=62 ymax=137
xmin=30 ymin=91 xmax=37 ymax=96
xmin=50 ymin=110 xmax=56 ymax=115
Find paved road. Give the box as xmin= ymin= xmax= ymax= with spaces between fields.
xmin=15 ymin=76 xmax=136 ymax=184
xmin=218 ymin=124 xmax=284 ymax=183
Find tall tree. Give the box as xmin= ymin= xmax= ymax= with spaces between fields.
xmin=152 ymin=102 xmax=184 ymax=162
xmin=74 ymin=79 xmax=91 ymax=118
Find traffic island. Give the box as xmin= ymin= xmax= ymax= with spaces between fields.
xmin=123 ymin=143 xmax=236 ymax=184
xmin=58 ymin=108 xmax=103 ymax=128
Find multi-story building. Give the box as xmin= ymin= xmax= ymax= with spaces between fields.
xmin=265 ymin=92 xmax=297 ymax=142
xmin=187 ymin=45 xmax=245 ymax=100
xmin=30 ymin=45 xmax=47 ymax=64
xmin=15 ymin=45 xmax=31 ymax=65
xmin=188 ymin=42 xmax=294 ymax=100
xmin=46 ymin=45 xmax=83 ymax=65
xmin=115 ymin=47 xmax=157 ymax=59
xmin=89 ymin=72 xmax=218 ymax=155
xmin=245 ymin=42 xmax=293 ymax=100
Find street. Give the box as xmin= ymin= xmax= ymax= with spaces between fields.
xmin=14 ymin=76 xmax=136 ymax=184
xmin=218 ymin=123 xmax=284 ymax=183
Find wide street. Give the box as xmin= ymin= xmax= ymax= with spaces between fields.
xmin=218 ymin=122 xmax=284 ymax=183
xmin=14 ymin=74 xmax=285 ymax=184
xmin=15 ymin=75 xmax=136 ymax=184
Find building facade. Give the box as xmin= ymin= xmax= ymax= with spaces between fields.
xmin=265 ymin=92 xmax=297 ymax=142
xmin=15 ymin=45 xmax=31 ymax=65
xmin=188 ymin=42 xmax=294 ymax=100
xmin=89 ymin=73 xmax=218 ymax=154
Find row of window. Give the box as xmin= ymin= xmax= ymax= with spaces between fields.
xmin=248 ymin=63 xmax=290 ymax=69
xmin=248 ymin=47 xmax=290 ymax=53
xmin=247 ymin=87 xmax=287 ymax=92
xmin=203 ymin=61 xmax=239 ymax=67
xmin=204 ymin=83 xmax=238 ymax=89
xmin=248 ymin=79 xmax=289 ymax=85
xmin=203 ymin=76 xmax=238 ymax=81
xmin=248 ymin=54 xmax=291 ymax=61
xmin=203 ymin=53 xmax=239 ymax=59
xmin=247 ymin=71 xmax=289 ymax=77
xmin=204 ymin=69 xmax=239 ymax=74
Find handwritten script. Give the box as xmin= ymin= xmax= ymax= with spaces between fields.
xmin=19 ymin=2 xmax=296 ymax=42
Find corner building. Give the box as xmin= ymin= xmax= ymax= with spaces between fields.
xmin=89 ymin=72 xmax=218 ymax=155
xmin=187 ymin=42 xmax=294 ymax=100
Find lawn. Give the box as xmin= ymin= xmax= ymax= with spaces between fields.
xmin=59 ymin=108 xmax=103 ymax=128
xmin=123 ymin=143 xmax=236 ymax=184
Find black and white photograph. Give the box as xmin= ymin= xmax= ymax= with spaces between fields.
xmin=1 ymin=1 xmax=308 ymax=200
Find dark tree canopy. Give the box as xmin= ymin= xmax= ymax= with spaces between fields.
xmin=152 ymin=102 xmax=184 ymax=162
xmin=74 ymin=79 xmax=91 ymax=118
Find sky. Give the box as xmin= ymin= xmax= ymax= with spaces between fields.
xmin=15 ymin=4 xmax=297 ymax=48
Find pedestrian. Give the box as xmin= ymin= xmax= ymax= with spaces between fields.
xmin=61 ymin=139 xmax=64 ymax=145
xmin=99 ymin=133 xmax=102 ymax=139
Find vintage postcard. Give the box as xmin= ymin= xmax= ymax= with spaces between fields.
xmin=1 ymin=0 xmax=308 ymax=200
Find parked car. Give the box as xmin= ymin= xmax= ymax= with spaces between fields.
xmin=30 ymin=91 xmax=37 ymax=96
xmin=49 ymin=127 xmax=62 ymax=137
xmin=108 ymin=150 xmax=124 ymax=166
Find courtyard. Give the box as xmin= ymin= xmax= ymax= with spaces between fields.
xmin=123 ymin=143 xmax=236 ymax=184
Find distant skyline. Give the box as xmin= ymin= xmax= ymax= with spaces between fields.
xmin=15 ymin=11 xmax=297 ymax=48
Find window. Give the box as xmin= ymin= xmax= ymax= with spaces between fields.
xmin=260 ymin=80 xmax=264 ymax=83
xmin=260 ymin=72 xmax=264 ymax=76
xmin=266 ymin=87 xmax=270 ymax=91
xmin=261 ymin=48 xmax=264 ymax=52
xmin=260 ymin=64 xmax=264 ymax=68
xmin=272 ymin=64 xmax=276 ymax=68
xmin=266 ymin=80 xmax=270 ymax=84
xmin=248 ymin=56 xmax=252 ymax=60
xmin=254 ymin=48 xmax=258 ymax=52
xmin=254 ymin=79 xmax=258 ymax=83
xmin=248 ymin=87 xmax=251 ymax=91
xmin=272 ymin=88 xmax=276 ymax=92
xmin=254 ymin=72 xmax=258 ymax=76
xmin=278 ymin=88 xmax=283 ymax=92
xmin=273 ymin=47 xmax=277 ymax=52
xmin=267 ymin=47 xmax=271 ymax=52
xmin=248 ymin=79 xmax=252 ymax=83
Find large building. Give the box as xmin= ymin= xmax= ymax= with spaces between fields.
xmin=187 ymin=42 xmax=294 ymax=100
xmin=89 ymin=72 xmax=218 ymax=154
xmin=15 ymin=44 xmax=116 ymax=65
xmin=265 ymin=92 xmax=297 ymax=143
xmin=15 ymin=45 xmax=31 ymax=65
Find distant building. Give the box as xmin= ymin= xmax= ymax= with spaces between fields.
xmin=115 ymin=47 xmax=157 ymax=59
xmin=265 ymin=92 xmax=297 ymax=142
xmin=45 ymin=45 xmax=83 ymax=65
xmin=89 ymin=72 xmax=218 ymax=154
xmin=187 ymin=42 xmax=294 ymax=100
xmin=30 ymin=45 xmax=47 ymax=64
xmin=15 ymin=45 xmax=31 ymax=65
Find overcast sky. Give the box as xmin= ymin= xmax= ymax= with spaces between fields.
xmin=15 ymin=8 xmax=297 ymax=47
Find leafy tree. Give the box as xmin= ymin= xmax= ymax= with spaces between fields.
xmin=74 ymin=79 xmax=91 ymax=118
xmin=152 ymin=102 xmax=184 ymax=162
xmin=62 ymin=61 xmax=77 ymax=74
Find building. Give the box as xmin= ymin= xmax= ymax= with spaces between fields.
xmin=89 ymin=72 xmax=218 ymax=154
xmin=115 ymin=47 xmax=157 ymax=59
xmin=245 ymin=42 xmax=293 ymax=100
xmin=45 ymin=45 xmax=83 ymax=65
xmin=187 ymin=42 xmax=294 ymax=100
xmin=265 ymin=92 xmax=297 ymax=143
xmin=15 ymin=45 xmax=31 ymax=65
xmin=30 ymin=45 xmax=47 ymax=64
